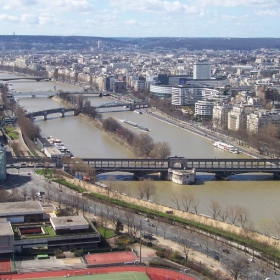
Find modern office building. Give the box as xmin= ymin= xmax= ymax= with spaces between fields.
xmin=0 ymin=145 xmax=6 ymax=181
xmin=193 ymin=62 xmax=211 ymax=80
xmin=195 ymin=100 xmax=214 ymax=117
xmin=0 ymin=201 xmax=101 ymax=254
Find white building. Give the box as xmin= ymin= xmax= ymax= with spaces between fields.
xmin=193 ymin=62 xmax=211 ymax=80
xmin=171 ymin=85 xmax=220 ymax=106
xmin=195 ymin=100 xmax=214 ymax=117
xmin=228 ymin=106 xmax=250 ymax=131
xmin=212 ymin=103 xmax=232 ymax=130
xmin=247 ymin=110 xmax=280 ymax=134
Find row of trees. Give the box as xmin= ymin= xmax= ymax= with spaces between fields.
xmin=103 ymin=117 xmax=171 ymax=158
xmin=58 ymin=92 xmax=172 ymax=159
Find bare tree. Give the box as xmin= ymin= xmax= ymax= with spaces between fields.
xmin=133 ymin=133 xmax=154 ymax=157
xmin=191 ymin=196 xmax=199 ymax=214
xmin=160 ymin=223 xmax=169 ymax=240
xmin=219 ymin=205 xmax=230 ymax=222
xmin=228 ymin=205 xmax=238 ymax=225
xmin=209 ymin=200 xmax=222 ymax=220
xmin=150 ymin=141 xmax=171 ymax=159
xmin=179 ymin=230 xmax=193 ymax=260
xmin=140 ymin=178 xmax=156 ymax=201
xmin=30 ymin=187 xmax=37 ymax=201
xmin=181 ymin=194 xmax=194 ymax=212
xmin=171 ymin=195 xmax=181 ymax=210
xmin=237 ymin=206 xmax=251 ymax=228
xmin=225 ymin=257 xmax=249 ymax=280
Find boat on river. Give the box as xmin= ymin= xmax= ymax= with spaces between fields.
xmin=213 ymin=141 xmax=239 ymax=154
xmin=122 ymin=119 xmax=138 ymax=127
xmin=137 ymin=124 xmax=150 ymax=132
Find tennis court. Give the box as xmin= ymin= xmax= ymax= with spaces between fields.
xmin=33 ymin=271 xmax=150 ymax=280
xmin=0 ymin=259 xmax=12 ymax=272
xmin=85 ymin=251 xmax=136 ymax=265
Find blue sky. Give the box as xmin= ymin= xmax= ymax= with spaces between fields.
xmin=0 ymin=0 xmax=279 ymax=37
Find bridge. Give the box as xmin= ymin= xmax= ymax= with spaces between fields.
xmin=95 ymin=101 xmax=149 ymax=110
xmin=1 ymin=77 xmax=51 ymax=82
xmin=25 ymin=107 xmax=78 ymax=120
xmin=5 ymin=156 xmax=280 ymax=180
xmin=80 ymin=157 xmax=280 ymax=179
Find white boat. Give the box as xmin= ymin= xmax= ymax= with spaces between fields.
xmin=213 ymin=141 xmax=239 ymax=154
xmin=134 ymin=110 xmax=142 ymax=114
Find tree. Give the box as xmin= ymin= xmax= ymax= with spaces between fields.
xmin=225 ymin=257 xmax=249 ymax=280
xmin=133 ymin=133 xmax=154 ymax=157
xmin=150 ymin=141 xmax=171 ymax=159
xmin=209 ymin=200 xmax=221 ymax=220
xmin=140 ymin=178 xmax=156 ymax=201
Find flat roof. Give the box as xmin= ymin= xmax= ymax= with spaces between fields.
xmin=0 ymin=201 xmax=44 ymax=217
xmin=0 ymin=219 xmax=13 ymax=235
xmin=51 ymin=216 xmax=89 ymax=228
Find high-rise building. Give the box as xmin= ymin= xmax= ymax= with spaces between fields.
xmin=0 ymin=145 xmax=6 ymax=181
xmin=193 ymin=62 xmax=211 ymax=80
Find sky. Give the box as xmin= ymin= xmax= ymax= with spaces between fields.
xmin=0 ymin=0 xmax=279 ymax=38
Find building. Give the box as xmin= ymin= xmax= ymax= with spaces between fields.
xmin=0 ymin=145 xmax=6 ymax=181
xmin=171 ymin=85 xmax=219 ymax=106
xmin=212 ymin=103 xmax=232 ymax=130
xmin=195 ymin=100 xmax=214 ymax=117
xmin=193 ymin=62 xmax=211 ymax=80
xmin=228 ymin=106 xmax=250 ymax=131
xmin=247 ymin=110 xmax=280 ymax=134
xmin=150 ymin=84 xmax=173 ymax=98
xmin=0 ymin=201 xmax=101 ymax=254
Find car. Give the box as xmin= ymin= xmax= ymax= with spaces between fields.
xmin=148 ymin=223 xmax=155 ymax=227
xmin=214 ymin=255 xmax=220 ymax=261
xmin=247 ymin=258 xmax=255 ymax=263
xmin=142 ymin=218 xmax=149 ymax=222
xmin=28 ymin=172 xmax=31 ymax=175
xmin=222 ymin=248 xmax=230 ymax=254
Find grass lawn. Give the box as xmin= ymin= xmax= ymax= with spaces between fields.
xmin=4 ymin=125 xmax=19 ymax=139
xmin=97 ymin=227 xmax=116 ymax=239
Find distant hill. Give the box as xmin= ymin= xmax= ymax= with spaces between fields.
xmin=0 ymin=35 xmax=280 ymax=51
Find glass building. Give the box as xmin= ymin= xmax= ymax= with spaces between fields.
xmin=0 ymin=145 xmax=6 ymax=181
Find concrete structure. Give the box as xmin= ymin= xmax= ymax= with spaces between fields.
xmin=0 ymin=145 xmax=6 ymax=181
xmin=193 ymin=62 xmax=211 ymax=80
xmin=247 ymin=110 xmax=280 ymax=134
xmin=228 ymin=106 xmax=250 ymax=131
xmin=195 ymin=100 xmax=214 ymax=117
xmin=168 ymin=168 xmax=196 ymax=185
xmin=0 ymin=201 xmax=101 ymax=254
xmin=0 ymin=218 xmax=14 ymax=254
xmin=212 ymin=103 xmax=232 ymax=130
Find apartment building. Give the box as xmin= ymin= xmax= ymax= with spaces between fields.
xmin=247 ymin=110 xmax=280 ymax=134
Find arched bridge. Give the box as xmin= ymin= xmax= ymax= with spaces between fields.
xmin=25 ymin=107 xmax=78 ymax=120
xmin=1 ymin=77 xmax=51 ymax=82
xmin=80 ymin=157 xmax=280 ymax=179
xmin=95 ymin=102 xmax=149 ymax=110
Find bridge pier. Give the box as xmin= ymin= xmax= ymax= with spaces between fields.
xmin=43 ymin=113 xmax=47 ymax=121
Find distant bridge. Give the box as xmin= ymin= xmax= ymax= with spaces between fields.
xmin=1 ymin=77 xmax=51 ymax=82
xmin=95 ymin=101 xmax=149 ymax=110
xmin=80 ymin=157 xmax=280 ymax=179
xmin=25 ymin=107 xmax=78 ymax=120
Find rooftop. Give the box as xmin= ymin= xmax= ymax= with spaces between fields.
xmin=0 ymin=201 xmax=44 ymax=217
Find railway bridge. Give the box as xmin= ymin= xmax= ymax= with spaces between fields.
xmin=80 ymin=157 xmax=280 ymax=179
xmin=6 ymin=157 xmax=280 ymax=180
xmin=25 ymin=107 xmax=78 ymax=120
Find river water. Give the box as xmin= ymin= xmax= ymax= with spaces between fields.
xmin=2 ymin=72 xmax=280 ymax=232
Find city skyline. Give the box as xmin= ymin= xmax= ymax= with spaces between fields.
xmin=0 ymin=0 xmax=279 ymax=38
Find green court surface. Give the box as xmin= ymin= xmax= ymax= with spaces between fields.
xmin=32 ymin=272 xmax=150 ymax=280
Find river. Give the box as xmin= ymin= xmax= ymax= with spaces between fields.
xmin=2 ymin=72 xmax=280 ymax=232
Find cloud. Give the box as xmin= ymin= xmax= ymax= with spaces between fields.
xmin=109 ymin=0 xmax=199 ymax=15
xmin=0 ymin=14 xmax=19 ymax=23
xmin=21 ymin=14 xmax=39 ymax=24
xmin=193 ymin=0 xmax=279 ymax=7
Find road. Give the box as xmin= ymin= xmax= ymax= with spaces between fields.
xmin=3 ymin=166 xmax=279 ymax=280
